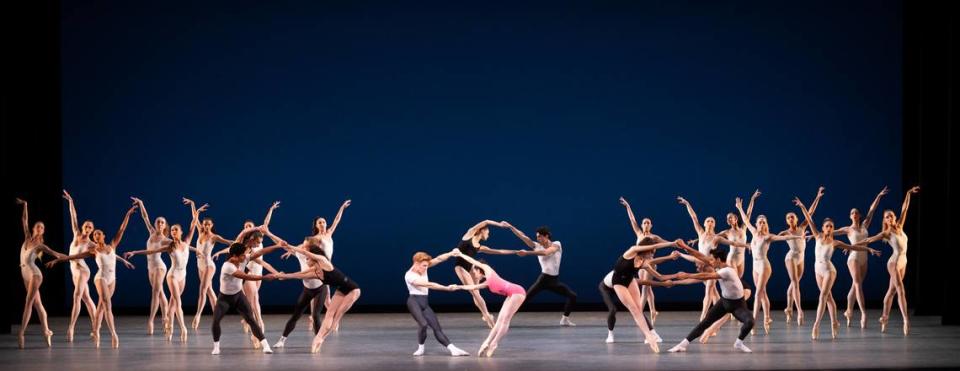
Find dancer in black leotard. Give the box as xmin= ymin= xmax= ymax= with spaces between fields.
xmin=451 ymin=220 xmax=519 ymax=328
xmin=600 ymin=250 xmax=682 ymax=344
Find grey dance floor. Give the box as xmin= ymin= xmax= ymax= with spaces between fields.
xmin=3 ymin=310 xmax=959 ymax=370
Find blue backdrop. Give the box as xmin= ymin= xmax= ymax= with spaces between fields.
xmin=60 ymin=0 xmax=903 ymax=308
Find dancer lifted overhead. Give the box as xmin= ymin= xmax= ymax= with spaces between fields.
xmin=15 ymin=198 xmax=66 ymax=348
xmin=503 ymin=222 xmax=577 ymax=326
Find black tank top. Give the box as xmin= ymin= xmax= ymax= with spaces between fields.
xmin=455 ymin=239 xmax=478 ymax=269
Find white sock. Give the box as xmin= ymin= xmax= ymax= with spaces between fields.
xmin=211 ymin=342 xmax=220 ymax=355
xmin=560 ymin=316 xmax=576 ymax=326
xmin=447 ymin=344 xmax=469 ymax=356
xmin=605 ymin=331 xmax=615 ymax=343
xmin=734 ymin=339 xmax=752 ymax=353
xmin=260 ymin=339 xmax=273 ymax=354
xmin=413 ymin=344 xmax=425 ymax=356
xmin=273 ymin=336 xmax=286 ymax=348
xmin=668 ymin=339 xmax=689 ymax=353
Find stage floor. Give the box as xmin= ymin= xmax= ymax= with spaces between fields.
xmin=3 ymin=310 xmax=959 ymax=370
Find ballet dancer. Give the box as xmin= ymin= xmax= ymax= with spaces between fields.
xmin=15 ymin=198 xmax=65 ymax=348
xmin=677 ymin=196 xmax=750 ymax=321
xmin=268 ymin=233 xmax=361 ymax=354
xmin=667 ymin=247 xmax=756 ymax=353
xmin=453 ymin=220 xmax=520 ymax=328
xmin=600 ymin=250 xmax=682 ymax=344
xmin=404 ymin=251 xmax=470 ymax=356
xmin=794 ymin=196 xmax=881 ymax=340
xmin=302 ymin=199 xmax=351 ymax=331
xmin=124 ymin=199 xmax=200 ymax=342
xmin=857 ymin=186 xmax=920 ymax=335
xmin=187 ymin=198 xmax=227 ymax=329
xmin=717 ymin=190 xmax=759 ymax=277
xmin=503 ymin=222 xmax=577 ymax=326
xmin=779 ymin=186 xmax=824 ymax=325
xmin=835 ymin=186 xmax=888 ymax=328
xmin=448 ymin=250 xmax=525 ymax=357
xmin=210 ymin=242 xmax=276 ymax=355
xmin=619 ymin=197 xmax=672 ymax=325
xmin=607 ymin=237 xmax=685 ymax=352
xmin=130 ymin=197 xmax=171 ymax=334
xmin=48 ymin=203 xmax=138 ymax=348
xmin=734 ymin=196 xmax=804 ymax=334
xmin=62 ymin=190 xmax=100 ymax=342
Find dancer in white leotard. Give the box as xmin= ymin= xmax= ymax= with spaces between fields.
xmin=131 ymin=197 xmax=171 ymax=335
xmin=187 ymin=198 xmax=231 ymax=329
xmin=62 ymin=190 xmax=100 ymax=342
xmin=834 ymin=187 xmax=888 ymax=328
xmin=49 ymin=204 xmax=137 ymax=348
xmin=858 ymin=186 xmax=919 ymax=335
xmin=717 ymin=190 xmax=760 ymax=278
xmin=734 ymin=197 xmax=803 ymax=334
xmin=677 ymin=196 xmax=749 ymax=321
xmin=794 ymin=196 xmax=880 ymax=340
xmin=15 ymin=198 xmax=65 ymax=349
xmin=778 ymin=186 xmax=824 ymax=325
xmin=619 ymin=197 xmax=674 ymax=325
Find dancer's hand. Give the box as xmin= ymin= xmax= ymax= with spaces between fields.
xmin=500 ymin=221 xmax=513 ymax=229
xmin=663 ymin=280 xmax=675 ymax=288
xmin=868 ymin=248 xmax=881 ymax=257
xmin=15 ymin=198 xmax=26 ymax=205
xmin=619 ymin=197 xmax=629 ymax=207
xmin=126 ymin=204 xmax=138 ymax=215
xmin=123 ymin=251 xmax=135 ymax=259
xmin=62 ymin=189 xmax=73 ymax=201
xmin=122 ymin=260 xmax=135 ymax=270
xmin=263 ymin=273 xmax=277 ymax=281
xmin=751 ymin=189 xmax=761 ymax=199
xmin=270 ymin=201 xmax=281 ymax=211
xmin=735 ymin=197 xmax=743 ymax=209
xmin=686 ymin=239 xmax=697 ymax=246
xmin=342 ymin=199 xmax=351 ymax=208
xmin=450 ymin=249 xmax=462 ymax=257
xmin=45 ymin=259 xmax=62 ymax=268
xmin=669 ymin=251 xmax=681 ymax=260
xmin=879 ymin=186 xmax=890 ymax=197
xmin=909 ymin=186 xmax=920 ymax=194
xmin=130 ymin=196 xmax=143 ymax=205
xmin=818 ymin=186 xmax=826 ymax=197
xmin=677 ymin=196 xmax=689 ymax=205
xmin=182 ymin=197 xmax=194 ymax=206
xmin=197 ymin=203 xmax=209 ymax=213
xmin=517 ymin=250 xmax=529 ymax=257
xmin=676 ymin=272 xmax=690 ymax=279
xmin=792 ymin=197 xmax=804 ymax=208
xmin=280 ymin=250 xmax=295 ymax=260
xmin=447 ymin=284 xmax=459 ymax=291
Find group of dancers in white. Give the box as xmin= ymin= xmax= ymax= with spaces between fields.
xmin=16 ymin=185 xmax=919 ymax=356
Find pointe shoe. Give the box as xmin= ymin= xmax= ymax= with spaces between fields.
xmin=879 ymin=316 xmax=889 ymax=333
xmin=66 ymin=329 xmax=74 ymax=342
xmin=797 ymin=312 xmax=805 ymax=326
xmin=18 ymin=334 xmax=25 ymax=349
xmin=241 ymin=320 xmax=250 ymax=333
xmin=831 ymin=322 xmax=840 ymax=339
xmin=147 ymin=321 xmax=154 ymax=335
xmin=166 ymin=332 xmax=173 ymax=342
xmin=811 ymin=326 xmax=819 ymax=340
xmin=251 ymin=335 xmax=261 ymax=348
xmin=311 ymin=340 xmax=323 ymax=354
xmin=861 ymin=315 xmax=867 ymax=329
xmin=651 ymin=310 xmax=659 ymax=326
xmin=483 ymin=315 xmax=496 ymax=329
xmin=485 ymin=344 xmax=498 ymax=357
xmin=648 ymin=341 xmax=660 ymax=353
xmin=477 ymin=343 xmax=489 ymax=357
xmin=784 ymin=308 xmax=793 ymax=323
xmin=93 ymin=332 xmax=101 ymax=348
xmin=180 ymin=330 xmax=189 ymax=343
xmin=112 ymin=335 xmax=119 ymax=349
xmin=45 ymin=330 xmax=54 ymax=347
xmin=699 ymin=332 xmax=713 ymax=344
xmin=192 ymin=317 xmax=201 ymax=330
xmin=903 ymin=320 xmax=910 ymax=336
xmin=844 ymin=311 xmax=853 ymax=328
xmin=763 ymin=321 xmax=771 ymax=335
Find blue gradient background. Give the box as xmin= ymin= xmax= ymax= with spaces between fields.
xmin=61 ymin=1 xmax=902 ymax=308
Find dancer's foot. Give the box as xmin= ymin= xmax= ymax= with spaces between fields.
xmin=93 ymin=332 xmax=101 ymax=348
xmin=560 ymin=316 xmax=576 ymax=327
xmin=811 ymin=325 xmax=819 ymax=340
xmin=311 ymin=338 xmax=323 ymax=354
xmin=260 ymin=340 xmax=273 ymax=354
xmin=17 ymin=333 xmax=25 ymax=349
xmin=211 ymin=342 xmax=220 ymax=355
xmin=605 ymin=331 xmax=615 ymax=344
xmin=879 ymin=316 xmax=889 ymax=333
xmin=273 ymin=337 xmax=287 ymax=349
xmin=45 ymin=330 xmax=53 ymax=347
xmin=860 ymin=314 xmax=867 ymax=329
xmin=251 ymin=334 xmax=261 ymax=348
xmin=844 ymin=310 xmax=853 ymax=328
xmin=668 ymin=339 xmax=689 ymax=353
xmin=191 ymin=316 xmax=201 ymax=330
xmin=734 ymin=339 xmax=752 ymax=353
xmin=447 ymin=344 xmax=470 ymax=356
xmin=651 ymin=310 xmax=659 ymax=326
xmin=477 ymin=342 xmax=489 ymax=357
xmin=903 ymin=319 xmax=910 ymax=336
xmin=66 ymin=328 xmax=74 ymax=342
xmin=484 ymin=343 xmax=498 ymax=357
xmin=831 ymin=321 xmax=840 ymax=339
xmin=147 ymin=321 xmax=154 ymax=335
xmin=797 ymin=311 xmax=805 ymax=326
xmin=647 ymin=339 xmax=660 ymax=353
xmin=413 ymin=344 xmax=425 ymax=356
xmin=111 ymin=334 xmax=119 ymax=349
xmin=483 ymin=314 xmax=495 ymax=329
xmin=180 ymin=329 xmax=188 ymax=343
xmin=784 ymin=308 xmax=793 ymax=323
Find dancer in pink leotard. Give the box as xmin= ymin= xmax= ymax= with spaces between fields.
xmin=451 ymin=250 xmax=525 ymax=357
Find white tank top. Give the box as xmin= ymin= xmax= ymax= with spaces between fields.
xmin=405 ymin=270 xmax=429 ymax=296
xmin=96 ymin=248 xmax=117 ymax=280
xmin=219 ymin=261 xmax=244 ymax=295
xmin=296 ymin=252 xmax=324 ymax=289
xmin=717 ymin=267 xmax=744 ymax=299
xmin=535 ymin=241 xmax=562 ymax=276
xmin=815 ymin=238 xmax=836 ymax=264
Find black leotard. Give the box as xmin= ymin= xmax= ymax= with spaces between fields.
xmin=316 ymin=267 xmax=359 ymax=295
xmin=611 ymin=256 xmax=640 ymax=287
xmin=455 ymin=239 xmax=478 ymax=269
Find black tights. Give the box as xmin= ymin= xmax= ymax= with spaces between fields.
xmin=281 ymin=285 xmax=328 ymax=337
xmin=212 ymin=291 xmax=264 ymax=342
xmin=525 ymin=273 xmax=577 ymax=316
xmin=599 ymin=281 xmax=653 ymax=331
xmin=406 ymin=295 xmax=450 ymax=346
xmin=685 ymin=297 xmax=754 ymax=341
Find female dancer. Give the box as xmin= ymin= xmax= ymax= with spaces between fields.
xmin=16 ymin=198 xmax=65 ymax=348
xmin=125 ymin=201 xmax=199 ymax=342
xmin=619 ymin=197 xmax=671 ymax=325
xmin=242 ymin=202 xmax=280 ymax=336
xmin=130 ymin=197 xmax=171 ymax=334
xmin=210 ymin=242 xmax=276 ymax=355
xmin=271 ymin=239 xmax=361 ymax=354
xmin=734 ymin=197 xmax=803 ymax=334
xmin=453 ymin=220 xmax=519 ymax=328
xmin=404 ymin=251 xmax=470 ymax=356
xmin=794 ymin=197 xmax=881 ymax=340
xmin=677 ymin=196 xmax=750 ymax=320
xmin=835 ymin=187 xmax=888 ymax=328
xmin=62 ymin=190 xmax=100 ymax=341
xmin=717 ymin=190 xmax=760 ymax=277
xmin=48 ymin=203 xmax=138 ymax=348
xmin=447 ymin=250 xmax=524 ymax=357
xmin=779 ymin=187 xmax=824 ymax=325
xmin=188 ymin=198 xmax=228 ymax=329
xmin=858 ymin=186 xmax=920 ymax=335
xmin=600 ymin=250 xmax=682 ymax=344
xmin=303 ymin=199 xmax=351 ymax=330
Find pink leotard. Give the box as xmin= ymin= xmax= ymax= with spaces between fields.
xmin=486 ymin=271 xmax=525 ymax=297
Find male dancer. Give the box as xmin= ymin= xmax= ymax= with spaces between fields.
xmin=503 ymin=222 xmax=577 ymax=326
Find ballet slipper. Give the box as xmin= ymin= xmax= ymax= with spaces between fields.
xmin=784 ymin=308 xmax=793 ymax=323
xmin=147 ymin=321 xmax=154 ymax=335
xmin=879 ymin=316 xmax=889 ymax=333
xmin=66 ymin=328 xmax=75 ymax=342
xmin=18 ymin=333 xmax=25 ymax=349
xmin=111 ymin=335 xmax=119 ymax=349
xmin=485 ymin=343 xmax=498 ymax=357
xmin=311 ymin=338 xmax=324 ymax=354
xmin=45 ymin=330 xmax=53 ymax=347
xmin=844 ymin=310 xmax=853 ymax=328
xmin=191 ymin=317 xmax=201 ymax=330
xmin=180 ymin=328 xmax=189 ymax=343
xmin=831 ymin=321 xmax=840 ymax=339
xmin=860 ymin=314 xmax=867 ymax=329
xmin=811 ymin=326 xmax=819 ymax=340
xmin=903 ymin=319 xmax=910 ymax=336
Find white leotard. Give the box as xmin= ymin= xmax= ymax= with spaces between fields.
xmin=295 ymin=252 xmax=324 ymax=289
xmin=784 ymin=229 xmax=806 ymax=262
xmin=535 ymin=241 xmax=562 ymax=276
xmin=146 ymin=236 xmax=167 ymax=271
xmin=750 ymin=234 xmax=771 ymax=277
xmin=69 ymin=239 xmax=92 ymax=274
xmin=20 ymin=243 xmax=41 ymax=276
xmin=726 ymin=229 xmax=747 ymax=263
xmin=846 ymin=226 xmax=868 ymax=264
xmin=195 ymin=238 xmax=216 ymax=269
xmin=169 ymin=244 xmax=189 ymax=281
xmin=247 ymin=243 xmax=264 ymax=275
xmin=814 ymin=238 xmax=837 ymax=276
xmin=698 ymin=236 xmax=717 ymax=255
xmin=95 ymin=248 xmax=117 ymax=285
xmin=318 ymin=234 xmax=334 ymax=260
xmin=886 ymin=231 xmax=908 ymax=270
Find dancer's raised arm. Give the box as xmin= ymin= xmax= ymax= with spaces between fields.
xmin=428 ymin=250 xmax=457 ymax=267
xmin=181 ymin=198 xmax=203 ymax=244
xmin=63 ymin=190 xmax=80 ymax=237
xmin=734 ymin=198 xmax=757 ymax=235
xmin=799 ymin=187 xmax=825 ymax=229
xmin=861 ymin=186 xmax=889 ymax=230
xmin=111 ymin=204 xmax=138 ymax=248
xmin=745 ymin=189 xmax=760 ymax=222
xmin=130 ymin=197 xmax=155 ymax=234
xmin=677 ymin=197 xmax=704 ymax=236
xmin=673 ymin=240 xmax=712 ymax=266
xmin=16 ymin=198 xmax=30 ymax=238
xmin=625 ymin=240 xmax=678 ymax=257
xmin=620 ymin=197 xmax=643 ymax=238
xmin=794 ymin=197 xmax=820 ymax=239
xmin=898 ymin=186 xmax=920 ymax=230
xmin=503 ymin=222 xmax=535 ymax=248
xmin=263 ymin=201 xmax=281 ymax=227
xmin=249 ymin=244 xmax=285 ymax=260
xmin=281 ymin=243 xmax=333 ymax=271
xmin=327 ymin=200 xmax=351 ymax=236
xmin=461 ymin=220 xmax=505 ymax=240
